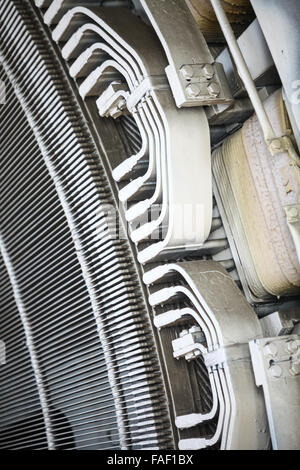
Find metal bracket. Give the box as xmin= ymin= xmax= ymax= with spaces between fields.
xmin=260 ymin=309 xmax=300 ymax=338
xmin=172 ymin=326 xmax=206 ymax=361
xmin=172 ymin=326 xmax=251 ymax=368
xmin=285 ymin=203 xmax=300 ymax=264
xmin=139 ymin=0 xmax=232 ymax=107
xmin=96 ymin=81 xmax=129 ymax=119
xmin=146 ymin=261 xmax=269 ymax=450
xmin=249 ymin=335 xmax=300 ymax=450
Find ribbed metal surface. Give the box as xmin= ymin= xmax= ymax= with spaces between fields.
xmin=0 ymin=0 xmax=173 ymax=450
xmin=0 ymin=62 xmax=119 ymax=449
xmin=119 ymin=115 xmax=143 ymax=156
xmin=0 ymin=254 xmax=49 ymax=450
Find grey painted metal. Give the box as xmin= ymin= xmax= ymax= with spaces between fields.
xmin=251 ymin=0 xmax=300 ymax=152
xmin=210 ymin=0 xmax=279 ymax=146
xmin=47 ymin=2 xmax=213 ymax=263
xmin=144 ymin=261 xmax=269 ymax=450
xmin=285 ymin=204 xmax=300 ymax=267
xmin=139 ymin=0 xmax=233 ymax=108
xmin=208 ymin=18 xmax=281 ymax=126
xmin=216 ymin=19 xmax=278 ymax=98
xmin=206 ymin=98 xmax=253 ymax=126
xmin=260 ymin=310 xmax=300 ymax=338
xmin=250 ymin=335 xmax=300 ymax=450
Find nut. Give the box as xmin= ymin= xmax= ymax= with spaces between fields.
xmin=202 ymin=64 xmax=214 ymax=79
xmin=117 ymin=98 xmax=126 ymax=111
xmin=264 ymin=343 xmax=278 ymax=358
xmin=207 ymin=82 xmax=220 ymax=97
xmin=186 ymin=83 xmax=200 ymax=97
xmin=180 ymin=65 xmax=194 ymax=80
xmin=286 ymin=340 xmax=299 ymax=355
xmin=270 ymin=365 xmax=282 ymax=378
xmin=289 ymin=361 xmax=300 ymax=376
xmin=286 ymin=207 xmax=299 ymax=219
xmin=270 ymin=139 xmax=282 ymax=152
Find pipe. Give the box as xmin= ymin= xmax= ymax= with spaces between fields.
xmin=210 ymin=0 xmax=277 ymax=143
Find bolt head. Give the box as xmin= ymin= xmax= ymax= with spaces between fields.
xmin=289 ymin=361 xmax=300 ymax=376
xmin=181 ymin=65 xmax=194 ymax=80
xmin=264 ymin=343 xmax=278 ymax=358
xmin=270 ymin=139 xmax=282 ymax=151
xmin=186 ymin=83 xmax=200 ymax=97
xmin=287 ymin=207 xmax=299 ymax=218
xmin=202 ymin=64 xmax=214 ymax=79
xmin=286 ymin=340 xmax=299 ymax=355
xmin=117 ymin=98 xmax=126 ymax=110
xmin=207 ymin=82 xmax=220 ymax=97
xmin=270 ymin=365 xmax=282 ymax=378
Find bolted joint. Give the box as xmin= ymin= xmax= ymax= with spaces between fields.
xmin=180 ymin=63 xmax=215 ymax=81
xmin=173 ymin=327 xmax=205 ymax=362
xmin=185 ymin=350 xmax=201 ymax=362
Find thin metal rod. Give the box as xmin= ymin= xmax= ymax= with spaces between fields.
xmin=210 ymin=0 xmax=277 ymax=142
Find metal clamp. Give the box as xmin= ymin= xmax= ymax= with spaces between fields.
xmin=140 ymin=0 xmax=233 ymax=108
xmin=249 ymin=335 xmax=300 ymax=450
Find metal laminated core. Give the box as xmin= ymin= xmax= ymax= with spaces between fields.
xmin=0 ymin=0 xmax=173 ymax=450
